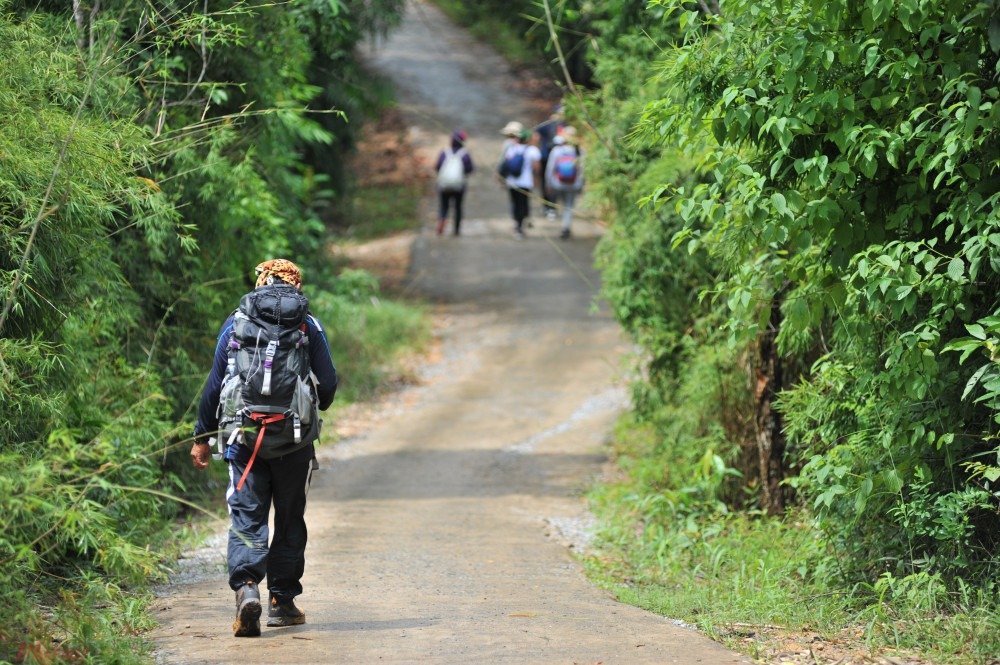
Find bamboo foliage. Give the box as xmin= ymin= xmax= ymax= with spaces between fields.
xmin=0 ymin=0 xmax=407 ymax=659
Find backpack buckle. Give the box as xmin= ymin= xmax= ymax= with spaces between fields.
xmin=261 ymin=340 xmax=279 ymax=395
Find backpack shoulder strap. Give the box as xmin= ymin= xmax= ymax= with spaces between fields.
xmin=306 ymin=312 xmax=323 ymax=333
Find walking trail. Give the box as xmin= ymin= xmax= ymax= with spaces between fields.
xmin=151 ymin=2 xmax=750 ymax=663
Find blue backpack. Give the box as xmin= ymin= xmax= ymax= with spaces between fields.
xmin=554 ymin=154 xmax=579 ymax=184
xmin=498 ymin=146 xmax=526 ymax=178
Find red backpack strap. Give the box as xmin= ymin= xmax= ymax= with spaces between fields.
xmin=235 ymin=412 xmax=287 ymax=491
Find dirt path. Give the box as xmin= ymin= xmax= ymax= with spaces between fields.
xmin=151 ymin=2 xmax=749 ymax=663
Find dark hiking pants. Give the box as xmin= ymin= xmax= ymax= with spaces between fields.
xmin=508 ymin=187 xmax=530 ymax=230
xmin=226 ymin=443 xmax=316 ymax=601
xmin=438 ymin=189 xmax=465 ymax=234
xmin=540 ymin=154 xmax=556 ymax=212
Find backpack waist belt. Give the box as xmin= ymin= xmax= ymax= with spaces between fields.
xmin=235 ymin=410 xmax=300 ymax=491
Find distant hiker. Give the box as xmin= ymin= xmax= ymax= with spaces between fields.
xmin=191 ymin=258 xmax=338 ymax=638
xmin=544 ymin=126 xmax=585 ymax=239
xmin=497 ymin=123 xmax=541 ymax=238
xmin=497 ymin=120 xmax=523 ymax=172
xmin=534 ymin=104 xmax=565 ymax=219
xmin=435 ymin=130 xmax=474 ymax=236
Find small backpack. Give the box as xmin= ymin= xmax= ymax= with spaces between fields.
xmin=498 ymin=145 xmax=526 ymax=179
xmin=554 ymin=151 xmax=579 ymax=184
xmin=217 ymin=284 xmax=319 ymax=488
xmin=437 ymin=149 xmax=466 ymax=191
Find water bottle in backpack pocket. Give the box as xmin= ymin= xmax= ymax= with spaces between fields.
xmin=289 ymin=375 xmax=316 ymax=430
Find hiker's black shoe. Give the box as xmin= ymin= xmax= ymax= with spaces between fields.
xmin=267 ymin=595 xmax=306 ymax=627
xmin=233 ymin=581 xmax=262 ymax=637
xmin=560 ymin=228 xmax=571 ymax=240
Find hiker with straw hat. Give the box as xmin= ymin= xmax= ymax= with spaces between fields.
xmin=497 ymin=121 xmax=541 ymax=239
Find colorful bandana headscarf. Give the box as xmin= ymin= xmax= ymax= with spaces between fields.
xmin=255 ymin=258 xmax=302 ymax=288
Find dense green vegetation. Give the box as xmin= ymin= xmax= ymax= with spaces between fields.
xmin=10 ymin=0 xmax=1000 ymax=660
xmin=0 ymin=1 xmax=422 ymax=661
xmin=446 ymin=0 xmax=1000 ymax=660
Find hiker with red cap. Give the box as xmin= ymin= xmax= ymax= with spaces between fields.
xmin=191 ymin=258 xmax=338 ymax=637
xmin=434 ymin=130 xmax=475 ymax=236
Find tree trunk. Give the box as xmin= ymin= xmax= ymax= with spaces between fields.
xmin=72 ymin=0 xmax=87 ymax=54
xmin=88 ymin=1 xmax=101 ymax=54
xmin=755 ymin=290 xmax=787 ymax=515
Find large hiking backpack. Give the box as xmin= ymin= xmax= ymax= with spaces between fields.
xmin=497 ymin=145 xmax=526 ymax=179
xmin=437 ymin=148 xmax=466 ymax=191
xmin=217 ymin=284 xmax=319 ymax=486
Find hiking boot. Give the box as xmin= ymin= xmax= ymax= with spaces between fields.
xmin=560 ymin=228 xmax=571 ymax=240
xmin=267 ymin=595 xmax=306 ymax=627
xmin=233 ymin=581 xmax=262 ymax=637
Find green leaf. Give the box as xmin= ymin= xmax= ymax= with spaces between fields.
xmin=855 ymin=477 xmax=873 ymax=512
xmin=966 ymin=324 xmax=987 ymax=340
xmin=771 ymin=192 xmax=788 ymax=215
xmin=712 ymin=117 xmax=726 ymax=145
xmin=943 ymin=337 xmax=984 ymax=364
xmin=990 ymin=16 xmax=1000 ymax=53
xmin=862 ymin=8 xmax=874 ymax=33
xmin=963 ymin=364 xmax=989 ymax=401
xmin=947 ymin=257 xmax=965 ymax=281
xmin=880 ymin=469 xmax=904 ymax=493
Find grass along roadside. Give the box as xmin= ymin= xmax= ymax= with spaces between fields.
xmin=311 ymin=268 xmax=431 ymax=405
xmin=332 ymin=111 xmax=426 ymax=242
xmin=584 ymin=416 xmax=1000 ymax=665
xmin=339 ymin=182 xmax=424 ymax=240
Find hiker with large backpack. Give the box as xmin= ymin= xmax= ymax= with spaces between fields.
xmin=543 ymin=126 xmax=585 ymax=240
xmin=497 ymin=121 xmax=541 ymax=239
xmin=190 ymin=258 xmax=338 ymax=638
xmin=434 ymin=130 xmax=474 ymax=236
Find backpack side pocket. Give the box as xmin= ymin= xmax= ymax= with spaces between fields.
xmin=290 ymin=376 xmax=316 ymax=427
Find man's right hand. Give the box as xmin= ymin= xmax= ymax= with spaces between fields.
xmin=191 ymin=441 xmax=212 ymax=469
